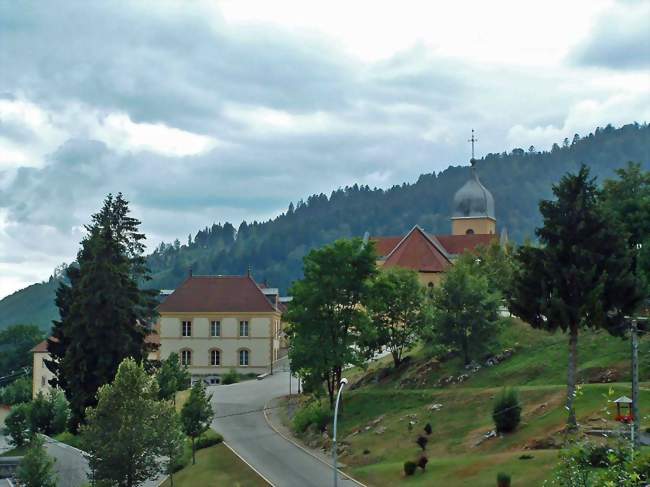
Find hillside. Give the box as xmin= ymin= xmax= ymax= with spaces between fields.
xmin=278 ymin=319 xmax=650 ymax=486
xmin=1 ymin=122 xmax=648 ymax=331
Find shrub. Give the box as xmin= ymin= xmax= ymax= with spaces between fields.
xmin=195 ymin=430 xmax=223 ymax=450
xmin=585 ymin=444 xmax=610 ymax=468
xmin=292 ymin=401 xmax=331 ymax=433
xmin=404 ymin=461 xmax=417 ymax=476
xmin=417 ymin=456 xmax=428 ymax=471
xmin=416 ymin=435 xmax=428 ymax=451
xmin=5 ymin=403 xmax=32 ymax=447
xmin=29 ymin=392 xmax=53 ymax=435
xmin=55 ymin=431 xmax=83 ymax=449
xmin=0 ymin=377 xmax=32 ymax=406
xmin=221 ymin=369 xmax=240 ymax=385
xmin=49 ymin=390 xmax=70 ymax=434
xmin=519 ymin=454 xmax=534 ymax=460
xmin=424 ymin=423 xmax=432 ymax=435
xmin=497 ymin=472 xmax=511 ymax=487
xmin=492 ymin=388 xmax=521 ymax=433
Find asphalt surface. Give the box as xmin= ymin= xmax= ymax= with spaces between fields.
xmin=210 ymin=371 xmax=360 ymax=487
xmin=43 ymin=438 xmax=89 ymax=487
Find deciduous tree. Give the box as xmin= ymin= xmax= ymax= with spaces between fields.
xmin=286 ymin=238 xmax=376 ymax=407
xmin=157 ymin=352 xmax=190 ymax=403
xmin=82 ymin=358 xmax=183 ymax=487
xmin=509 ymin=166 xmax=643 ymax=429
xmin=16 ymin=436 xmax=57 ymax=487
xmin=180 ymin=380 xmax=214 ymax=465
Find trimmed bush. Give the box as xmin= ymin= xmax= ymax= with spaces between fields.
xmin=292 ymin=401 xmax=332 ymax=433
xmin=417 ymin=456 xmax=428 ymax=471
xmin=492 ymin=388 xmax=521 ymax=433
xmin=586 ymin=444 xmax=610 ymax=468
xmin=195 ymin=430 xmax=223 ymax=450
xmin=404 ymin=461 xmax=417 ymax=476
xmin=416 ymin=435 xmax=428 ymax=451
xmin=222 ymin=369 xmax=240 ymax=385
xmin=497 ymin=472 xmax=511 ymax=487
xmin=424 ymin=423 xmax=432 ymax=435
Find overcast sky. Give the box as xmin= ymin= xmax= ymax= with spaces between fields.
xmin=0 ymin=0 xmax=648 ymax=299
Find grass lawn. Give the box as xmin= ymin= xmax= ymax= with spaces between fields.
xmin=160 ymin=443 xmax=269 ymax=487
xmin=286 ymin=319 xmax=650 ymax=486
xmin=0 ymin=443 xmax=29 ymax=457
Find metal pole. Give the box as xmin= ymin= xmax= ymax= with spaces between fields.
xmin=631 ymin=319 xmax=640 ymax=450
xmin=289 ymin=367 xmax=292 ymax=396
xmin=333 ymin=378 xmax=348 ymax=487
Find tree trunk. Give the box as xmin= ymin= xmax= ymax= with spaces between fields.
xmin=192 ymin=437 xmax=196 ymax=465
xmin=566 ymin=327 xmax=578 ymax=430
xmin=391 ymin=350 xmax=401 ymax=368
xmin=326 ymin=373 xmax=334 ymax=409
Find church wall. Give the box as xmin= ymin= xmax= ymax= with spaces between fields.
xmin=452 ymin=218 xmax=496 ymax=236
xmin=418 ymin=272 xmax=444 ymax=288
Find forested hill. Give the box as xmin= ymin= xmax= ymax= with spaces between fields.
xmin=1 ymin=123 xmax=648 ymax=330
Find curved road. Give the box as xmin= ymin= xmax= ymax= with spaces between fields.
xmin=210 ymin=371 xmax=360 ymax=487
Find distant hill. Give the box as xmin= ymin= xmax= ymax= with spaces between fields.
xmin=1 ymin=122 xmax=648 ymax=331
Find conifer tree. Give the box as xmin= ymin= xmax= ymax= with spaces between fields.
xmin=47 ymin=194 xmax=158 ymax=429
xmin=509 ymin=166 xmax=643 ymax=429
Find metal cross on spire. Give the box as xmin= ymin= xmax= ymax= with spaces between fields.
xmin=468 ymin=129 xmax=478 ymax=165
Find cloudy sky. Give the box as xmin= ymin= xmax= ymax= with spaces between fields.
xmin=0 ymin=0 xmax=648 ymax=298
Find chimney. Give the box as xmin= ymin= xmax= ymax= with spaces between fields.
xmin=247 ymin=265 xmax=252 ymax=278
xmin=189 ymin=267 xmax=193 ymax=278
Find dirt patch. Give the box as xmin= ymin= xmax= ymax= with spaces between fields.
xmin=580 ymin=364 xmax=625 ymax=383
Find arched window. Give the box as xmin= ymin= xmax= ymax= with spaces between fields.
xmin=466 ymin=229 xmax=475 ymax=235
xmin=239 ymin=349 xmax=250 ymax=366
xmin=180 ymin=349 xmax=192 ymax=366
xmin=210 ymin=349 xmax=221 ymax=366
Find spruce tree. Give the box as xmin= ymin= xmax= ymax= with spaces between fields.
xmin=509 ymin=166 xmax=643 ymax=429
xmin=47 ymin=194 xmax=158 ymax=429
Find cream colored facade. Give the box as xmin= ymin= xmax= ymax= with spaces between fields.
xmin=451 ymin=217 xmax=496 ymax=236
xmin=32 ymin=351 xmax=55 ymax=399
xmin=159 ymin=311 xmax=282 ymax=383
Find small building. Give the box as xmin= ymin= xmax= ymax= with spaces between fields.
xmin=157 ymin=274 xmax=285 ymax=384
xmin=31 ymin=340 xmax=56 ymax=398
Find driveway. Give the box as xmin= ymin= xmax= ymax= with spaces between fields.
xmin=210 ymin=371 xmax=360 ymax=487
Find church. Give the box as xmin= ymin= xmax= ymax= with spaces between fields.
xmin=371 ymin=150 xmax=501 ymax=288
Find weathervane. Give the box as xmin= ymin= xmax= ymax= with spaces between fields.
xmin=468 ymin=129 xmax=478 ymax=165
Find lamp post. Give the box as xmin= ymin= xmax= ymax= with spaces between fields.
xmin=332 ymin=378 xmax=348 ymax=487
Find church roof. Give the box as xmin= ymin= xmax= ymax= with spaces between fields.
xmin=452 ymin=168 xmax=495 ymax=220
xmin=381 ymin=226 xmax=452 ymax=273
xmin=372 ymin=232 xmax=496 ymax=259
xmin=157 ymin=275 xmax=278 ymax=313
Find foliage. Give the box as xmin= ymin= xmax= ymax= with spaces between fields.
xmin=157 ymin=399 xmax=186 ymax=487
xmin=457 ymin=240 xmax=517 ymax=298
xmin=287 ymin=238 xmax=376 ymax=407
xmin=81 ymin=358 xmax=184 ymax=487
xmin=0 ymin=376 xmax=32 ymax=405
xmin=49 ymin=389 xmax=71 ymax=434
xmin=601 ymin=161 xmax=650 ymax=297
xmin=180 ymin=380 xmax=214 ymax=465
xmin=157 ymin=352 xmax=190 ymax=402
xmin=363 ymin=267 xmax=429 ymax=367
xmin=47 ymin=193 xmax=159 ymax=429
xmin=497 ymin=472 xmax=511 ymax=487
xmin=492 ymin=388 xmax=521 ymax=434
xmin=195 ymin=430 xmax=223 ymax=450
xmin=4 ymin=402 xmax=31 ymax=447
xmin=0 ymin=324 xmax=44 ymax=377
xmin=403 ymin=460 xmax=417 ymax=476
xmin=29 ymin=392 xmax=54 ymax=435
xmin=427 ymin=257 xmax=501 ymax=364
xmin=221 ymin=368 xmax=240 ymax=385
xmin=16 ymin=436 xmax=57 ymax=487
xmin=292 ymin=400 xmax=332 ymax=433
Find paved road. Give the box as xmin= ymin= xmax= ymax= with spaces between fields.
xmin=210 ymin=371 xmax=360 ymax=487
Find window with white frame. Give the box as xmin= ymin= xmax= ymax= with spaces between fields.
xmin=210 ymin=320 xmax=221 ymax=337
xmin=181 ymin=320 xmax=192 ymax=337
xmin=239 ymin=349 xmax=249 ymax=366
xmin=210 ymin=349 xmax=220 ymax=366
xmin=239 ymin=320 xmax=249 ymax=337
xmin=181 ymin=349 xmax=192 ymax=366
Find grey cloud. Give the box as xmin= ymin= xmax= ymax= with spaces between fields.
xmin=570 ymin=2 xmax=650 ymax=69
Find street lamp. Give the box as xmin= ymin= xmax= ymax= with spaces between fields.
xmin=332 ymin=377 xmax=348 ymax=487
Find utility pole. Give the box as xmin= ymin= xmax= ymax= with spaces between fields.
xmin=332 ymin=378 xmax=348 ymax=487
xmin=631 ymin=318 xmax=640 ymax=450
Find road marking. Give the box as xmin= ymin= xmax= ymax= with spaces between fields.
xmin=262 ymin=399 xmax=368 ymax=487
xmin=222 ymin=440 xmax=275 ymax=487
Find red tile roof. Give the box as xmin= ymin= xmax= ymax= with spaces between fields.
xmin=157 ymin=275 xmax=278 ymax=313
xmin=435 ymin=234 xmax=496 ymax=255
xmin=371 ymin=236 xmax=403 ymax=257
xmin=382 ymin=227 xmax=452 ymax=273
